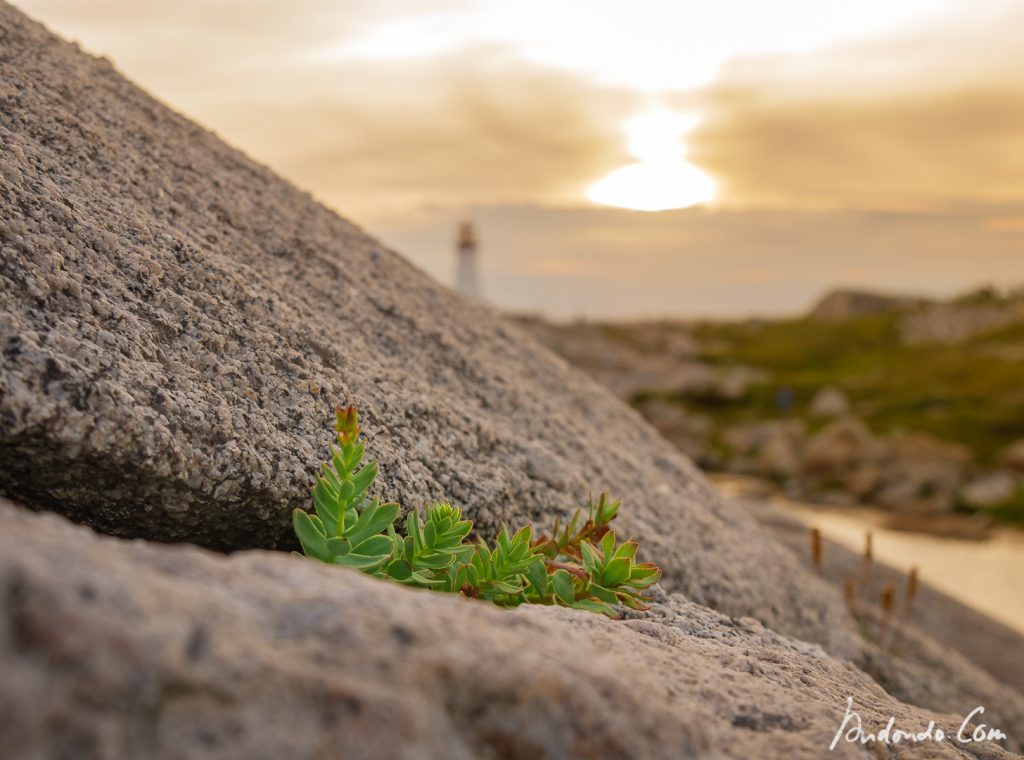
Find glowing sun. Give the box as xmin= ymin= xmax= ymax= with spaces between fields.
xmin=587 ymin=110 xmax=715 ymax=212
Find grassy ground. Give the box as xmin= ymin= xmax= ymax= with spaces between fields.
xmin=689 ymin=313 xmax=1024 ymax=466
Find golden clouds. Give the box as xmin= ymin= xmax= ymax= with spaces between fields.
xmin=689 ymin=2 xmax=1024 ymax=212
xmin=690 ymin=86 xmax=1024 ymax=212
xmin=21 ymin=0 xmax=1024 ymax=219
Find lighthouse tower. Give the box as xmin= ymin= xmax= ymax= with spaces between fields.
xmin=455 ymin=221 xmax=480 ymax=300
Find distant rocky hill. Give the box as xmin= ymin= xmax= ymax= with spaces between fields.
xmin=518 ymin=284 xmax=1024 ymax=527
xmin=0 ymin=3 xmax=1021 ymax=756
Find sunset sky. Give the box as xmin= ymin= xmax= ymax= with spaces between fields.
xmin=17 ymin=0 xmax=1024 ymax=318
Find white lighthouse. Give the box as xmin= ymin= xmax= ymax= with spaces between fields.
xmin=455 ymin=221 xmax=480 ymax=300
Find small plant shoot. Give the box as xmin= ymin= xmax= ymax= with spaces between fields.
xmin=293 ymin=406 xmax=662 ymax=617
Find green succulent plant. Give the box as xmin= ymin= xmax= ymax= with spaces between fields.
xmin=293 ymin=406 xmax=662 ymax=618
xmin=291 ymin=406 xmax=399 ymax=572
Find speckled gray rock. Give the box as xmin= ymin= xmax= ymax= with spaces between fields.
xmin=2 ymin=500 xmax=1018 ymax=760
xmin=0 ymin=1 xmax=856 ymax=653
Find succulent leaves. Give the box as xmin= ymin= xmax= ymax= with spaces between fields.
xmin=293 ymin=408 xmax=662 ymax=618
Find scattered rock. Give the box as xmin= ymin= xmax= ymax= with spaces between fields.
xmin=844 ymin=464 xmax=883 ymax=500
xmin=664 ymin=332 xmax=700 ymax=359
xmin=758 ymin=435 xmax=802 ymax=478
xmin=874 ymin=432 xmax=971 ymax=513
xmin=718 ymin=420 xmax=806 ymax=479
xmin=998 ymin=440 xmax=1024 ymax=473
xmin=513 ymin=319 xmax=768 ymax=403
xmin=721 ymin=420 xmax=806 ymax=456
xmin=960 ymin=473 xmax=1018 ymax=509
xmin=900 ymin=299 xmax=1024 ymax=345
xmin=808 ymin=386 xmax=851 ymax=418
xmin=802 ymin=417 xmax=878 ymax=473
xmin=796 ymin=425 xmax=971 ymax=514
xmin=634 ymin=400 xmax=713 ymax=464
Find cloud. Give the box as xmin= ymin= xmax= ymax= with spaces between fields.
xmin=690 ymin=87 xmax=1024 ymax=212
xmin=208 ymin=50 xmax=638 ymax=220
xmin=20 ymin=0 xmax=643 ymax=220
xmin=24 ymin=0 xmax=1024 ymax=221
xmin=688 ymin=0 xmax=1024 ymax=212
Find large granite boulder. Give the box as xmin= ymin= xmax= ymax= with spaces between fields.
xmin=1 ymin=6 xmax=1022 ymax=757
xmin=0 ymin=1 xmax=857 ymax=651
xmin=1 ymin=501 xmax=1018 ymax=760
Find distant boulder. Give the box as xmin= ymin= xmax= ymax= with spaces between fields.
xmin=758 ymin=434 xmax=803 ymax=478
xmin=719 ymin=420 xmax=806 ymax=479
xmin=872 ymin=432 xmax=971 ymax=513
xmin=798 ymin=420 xmax=971 ymax=513
xmin=808 ymin=386 xmax=851 ymax=418
xmin=721 ymin=419 xmax=806 ymax=457
xmin=998 ymin=440 xmax=1024 ymax=473
xmin=808 ymin=288 xmax=926 ymax=321
xmin=960 ymin=472 xmax=1018 ymax=509
xmin=802 ymin=416 xmax=878 ymax=473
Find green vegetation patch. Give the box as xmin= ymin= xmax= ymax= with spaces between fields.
xmin=293 ymin=406 xmax=662 ymax=617
xmin=691 ymin=314 xmax=1024 ymax=464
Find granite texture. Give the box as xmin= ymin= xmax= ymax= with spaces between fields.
xmin=2 ymin=501 xmax=1018 ymax=760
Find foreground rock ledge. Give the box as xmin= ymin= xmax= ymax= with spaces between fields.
xmin=0 ymin=501 xmax=1015 ymax=760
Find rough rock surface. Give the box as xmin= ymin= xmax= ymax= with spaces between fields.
xmin=0 ymin=1 xmax=859 ymax=652
xmin=2 ymin=500 xmax=1019 ymax=760
xmin=3 ymin=6 xmax=1023 ymax=757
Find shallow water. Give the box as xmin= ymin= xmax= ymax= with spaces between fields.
xmin=744 ymin=487 xmax=1024 ymax=635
